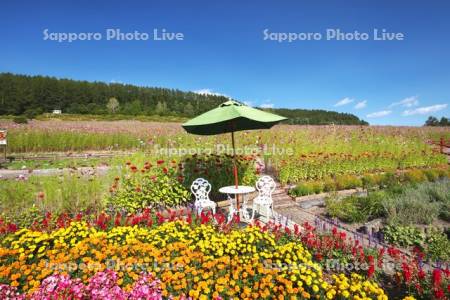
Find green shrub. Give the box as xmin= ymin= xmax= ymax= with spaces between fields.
xmin=401 ymin=169 xmax=427 ymax=184
xmin=24 ymin=108 xmax=43 ymax=119
xmin=423 ymin=169 xmax=440 ymax=182
xmin=311 ymin=181 xmax=324 ymax=194
xmin=421 ymin=180 xmax=450 ymax=222
xmin=107 ymin=172 xmax=190 ymax=213
xmin=361 ymin=191 xmax=386 ymax=220
xmin=382 ymin=184 xmax=441 ymax=225
xmin=435 ymin=168 xmax=450 ymax=179
xmin=379 ymin=172 xmax=399 ymax=188
xmin=325 ymin=196 xmax=367 ymax=223
xmin=289 ymin=182 xmax=315 ymax=197
xmin=383 ymin=225 xmax=450 ymax=261
xmin=13 ymin=116 xmax=28 ymax=124
xmin=335 ymin=174 xmax=362 ymax=190
xmin=322 ymin=177 xmax=336 ymax=192
xmin=362 ymin=174 xmax=379 ymax=189
xmin=425 ymin=229 xmax=450 ymax=262
xmin=439 ymin=205 xmax=450 ymax=222
xmin=325 ymin=191 xmax=385 ymax=224
xmin=383 ymin=225 xmax=425 ymax=247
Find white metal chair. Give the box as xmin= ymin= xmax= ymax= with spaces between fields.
xmin=251 ymin=175 xmax=276 ymax=222
xmin=191 ymin=178 xmax=217 ymax=215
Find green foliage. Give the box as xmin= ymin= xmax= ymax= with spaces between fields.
xmin=0 ymin=73 xmax=228 ymax=118
xmin=423 ymin=169 xmax=440 ymax=182
xmin=13 ymin=116 xmax=28 ymax=124
xmin=326 ymin=196 xmax=368 ymax=223
xmin=401 ymin=169 xmax=427 ymax=184
xmin=422 ymin=180 xmax=450 ymax=222
xmin=263 ymin=107 xmax=367 ymax=125
xmin=0 ymin=174 xmax=108 ymax=226
xmin=289 ymin=169 xmax=447 ymax=197
xmin=425 ymin=115 xmax=450 ymax=126
xmin=107 ymin=171 xmax=191 ymax=213
xmin=361 ymin=173 xmax=382 ymax=189
xmin=106 ymin=97 xmax=120 ymax=113
xmin=0 ymin=72 xmax=368 ymax=124
xmin=288 ymin=167 xmax=449 ymax=198
xmin=289 ymin=182 xmax=316 ymax=197
xmin=425 ymin=230 xmax=450 ymax=261
xmin=382 ymin=180 xmax=447 ymax=225
xmin=325 ymin=191 xmax=385 ymax=223
xmin=383 ymin=225 xmax=450 ymax=261
xmin=322 ymin=177 xmax=336 ymax=192
xmin=24 ymin=108 xmax=43 ymax=119
xmin=378 ymin=172 xmax=399 ymax=188
xmin=383 ymin=225 xmax=424 ymax=247
xmin=325 ymin=179 xmax=449 ymax=226
xmin=325 ymin=179 xmax=449 ymax=225
xmin=335 ymin=174 xmax=362 ymax=190
xmin=289 ymin=180 xmax=327 ymax=197
xmin=7 ymin=130 xmax=142 ymax=152
xmin=36 ymin=113 xmax=187 ymax=122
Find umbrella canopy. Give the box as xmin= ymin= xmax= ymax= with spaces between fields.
xmin=182 ymin=100 xmax=287 ymax=135
xmin=182 ymin=100 xmax=287 ymax=202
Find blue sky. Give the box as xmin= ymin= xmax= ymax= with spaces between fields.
xmin=1 ymin=0 xmax=449 ymax=125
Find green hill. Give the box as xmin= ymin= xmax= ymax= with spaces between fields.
xmin=0 ymin=73 xmax=368 ymax=125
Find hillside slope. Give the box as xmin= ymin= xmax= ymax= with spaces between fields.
xmin=0 ymin=73 xmax=368 ymax=125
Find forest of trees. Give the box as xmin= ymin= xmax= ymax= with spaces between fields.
xmin=0 ymin=73 xmax=368 ymax=125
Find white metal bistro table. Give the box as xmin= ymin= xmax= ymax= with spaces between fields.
xmin=218 ymin=185 xmax=256 ymax=223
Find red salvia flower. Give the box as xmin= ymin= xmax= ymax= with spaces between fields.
xmin=434 ymin=289 xmax=444 ymax=299
xmin=433 ymin=269 xmax=442 ymax=287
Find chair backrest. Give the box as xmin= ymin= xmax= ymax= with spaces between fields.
xmin=190 ymin=178 xmax=211 ymax=201
xmin=256 ymin=175 xmax=276 ymax=199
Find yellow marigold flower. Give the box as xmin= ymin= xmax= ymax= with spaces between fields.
xmin=10 ymin=280 xmax=20 ymax=287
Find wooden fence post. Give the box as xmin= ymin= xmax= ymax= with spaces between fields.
xmin=440 ymin=136 xmax=444 ymax=154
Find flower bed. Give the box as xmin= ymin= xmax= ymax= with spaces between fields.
xmin=0 ymin=212 xmax=394 ymax=299
xmin=323 ymin=179 xmax=450 ymax=262
xmin=0 ymin=207 xmax=448 ymax=299
xmin=0 ymin=271 xmax=164 ymax=300
xmin=288 ymin=167 xmax=449 ymax=197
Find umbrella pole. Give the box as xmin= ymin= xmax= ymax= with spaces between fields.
xmin=231 ymin=131 xmax=240 ymax=208
xmin=231 ymin=131 xmax=239 ymax=187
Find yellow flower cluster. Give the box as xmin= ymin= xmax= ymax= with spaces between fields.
xmin=1 ymin=221 xmax=390 ymax=299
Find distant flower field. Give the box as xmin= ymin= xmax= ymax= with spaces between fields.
xmin=1 ymin=120 xmax=448 ymax=183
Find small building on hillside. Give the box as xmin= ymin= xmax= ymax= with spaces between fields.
xmin=52 ymin=109 xmax=62 ymax=114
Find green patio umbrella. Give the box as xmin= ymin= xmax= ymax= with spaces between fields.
xmin=182 ymin=100 xmax=287 ymax=189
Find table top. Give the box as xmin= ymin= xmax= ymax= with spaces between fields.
xmin=219 ymin=185 xmax=256 ymax=194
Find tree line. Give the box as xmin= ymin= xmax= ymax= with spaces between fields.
xmin=0 ymin=73 xmax=368 ymax=125
xmin=425 ymin=116 xmax=449 ymax=127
